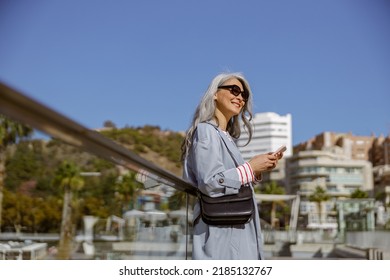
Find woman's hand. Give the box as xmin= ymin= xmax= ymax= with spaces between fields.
xmin=248 ymin=152 xmax=282 ymax=177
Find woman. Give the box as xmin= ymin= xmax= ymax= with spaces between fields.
xmin=181 ymin=72 xmax=284 ymax=260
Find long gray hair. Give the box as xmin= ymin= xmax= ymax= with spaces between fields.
xmin=181 ymin=72 xmax=254 ymax=160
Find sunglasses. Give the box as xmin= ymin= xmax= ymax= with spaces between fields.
xmin=218 ymin=85 xmax=249 ymax=101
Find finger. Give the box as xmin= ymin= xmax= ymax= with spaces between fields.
xmin=268 ymin=161 xmax=276 ymax=169
xmin=267 ymin=154 xmax=276 ymax=160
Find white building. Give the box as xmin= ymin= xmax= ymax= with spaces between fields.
xmin=287 ymin=149 xmax=374 ymax=196
xmin=287 ymin=149 xmax=374 ymax=229
xmin=238 ymin=112 xmax=293 ymax=161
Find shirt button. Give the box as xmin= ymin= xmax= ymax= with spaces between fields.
xmin=218 ymin=178 xmax=224 ymax=184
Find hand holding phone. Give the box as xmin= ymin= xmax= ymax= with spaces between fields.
xmin=274 ymin=145 xmax=286 ymax=155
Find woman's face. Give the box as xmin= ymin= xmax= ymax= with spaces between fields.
xmin=214 ymin=78 xmax=246 ymax=120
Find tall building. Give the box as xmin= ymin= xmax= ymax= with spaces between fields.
xmin=293 ymin=131 xmax=390 ymax=202
xmin=287 ymin=131 xmax=377 ymax=229
xmin=289 ymin=132 xmax=375 ymax=194
xmin=237 ymin=112 xmax=292 ymax=161
xmin=237 ymin=112 xmax=292 ymax=188
xmin=286 ymin=149 xmax=374 ymax=196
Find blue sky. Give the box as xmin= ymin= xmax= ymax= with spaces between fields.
xmin=0 ymin=0 xmax=389 ymax=145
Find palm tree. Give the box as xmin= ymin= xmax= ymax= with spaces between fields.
xmin=0 ymin=115 xmax=32 ymax=232
xmin=114 ymin=172 xmax=143 ymax=213
xmin=168 ymin=190 xmax=188 ymax=211
xmin=54 ymin=161 xmax=84 ymax=260
xmin=309 ymin=186 xmax=330 ymax=225
xmin=350 ymin=189 xmax=368 ymax=199
xmin=261 ymin=181 xmax=286 ymax=228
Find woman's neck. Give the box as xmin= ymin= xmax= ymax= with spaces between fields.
xmin=214 ymin=110 xmax=230 ymax=131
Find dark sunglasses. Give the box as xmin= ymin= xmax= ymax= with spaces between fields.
xmin=218 ymin=85 xmax=249 ymax=101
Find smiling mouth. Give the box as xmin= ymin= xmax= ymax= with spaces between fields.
xmin=232 ymin=102 xmax=241 ymax=108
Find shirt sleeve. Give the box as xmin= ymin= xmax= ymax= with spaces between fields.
xmin=236 ymin=162 xmax=262 ymax=184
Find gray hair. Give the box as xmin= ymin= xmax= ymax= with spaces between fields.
xmin=181 ymin=72 xmax=254 ymax=160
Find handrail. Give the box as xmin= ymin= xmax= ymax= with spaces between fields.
xmin=0 ymin=81 xmax=196 ymax=196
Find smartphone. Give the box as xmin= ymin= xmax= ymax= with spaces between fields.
xmin=274 ymin=145 xmax=286 ymax=155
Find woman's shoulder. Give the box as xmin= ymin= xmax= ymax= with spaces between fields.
xmin=195 ymin=122 xmax=218 ymax=140
xmin=197 ymin=122 xmax=218 ymax=133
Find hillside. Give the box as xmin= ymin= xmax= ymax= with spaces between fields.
xmin=99 ymin=125 xmax=184 ymax=176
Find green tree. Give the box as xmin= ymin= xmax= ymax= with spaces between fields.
xmin=54 ymin=161 xmax=84 ymax=260
xmin=3 ymin=190 xmax=44 ymax=233
xmin=309 ymin=186 xmax=330 ymax=225
xmin=0 ymin=115 xmax=32 ymax=232
xmin=168 ymin=190 xmax=188 ymax=211
xmin=260 ymin=181 xmax=286 ymax=228
xmin=103 ymin=120 xmax=117 ymax=129
xmin=114 ymin=172 xmax=142 ymax=214
xmin=5 ymin=141 xmax=40 ymax=191
xmin=350 ymin=189 xmax=368 ymax=199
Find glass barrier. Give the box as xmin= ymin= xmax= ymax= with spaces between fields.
xmin=0 ymin=82 xmax=196 ymax=260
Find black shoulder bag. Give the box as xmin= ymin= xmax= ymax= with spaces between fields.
xmin=197 ymin=128 xmax=254 ymax=226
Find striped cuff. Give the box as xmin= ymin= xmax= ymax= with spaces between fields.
xmin=236 ymin=162 xmax=256 ymax=185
